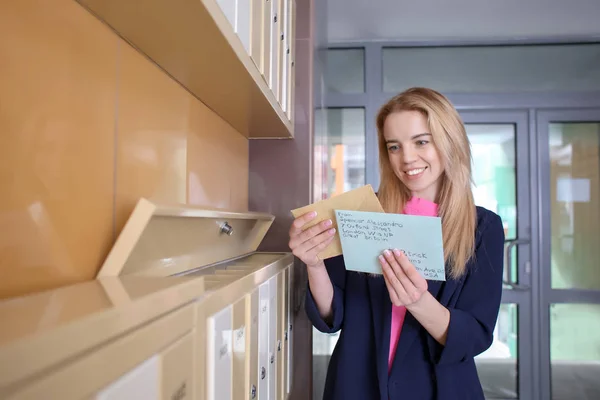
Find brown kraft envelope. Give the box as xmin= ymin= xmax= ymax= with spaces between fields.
xmin=290 ymin=184 xmax=385 ymax=260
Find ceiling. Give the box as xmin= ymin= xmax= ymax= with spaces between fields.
xmin=326 ymin=0 xmax=600 ymax=43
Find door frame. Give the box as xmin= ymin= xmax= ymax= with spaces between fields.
xmin=536 ymin=108 xmax=600 ymax=400
xmin=460 ymin=110 xmax=537 ymax=400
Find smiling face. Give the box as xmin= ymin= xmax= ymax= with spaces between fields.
xmin=383 ymin=110 xmax=444 ymax=202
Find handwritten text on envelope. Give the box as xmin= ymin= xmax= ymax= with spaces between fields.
xmin=335 ymin=210 xmax=446 ymax=281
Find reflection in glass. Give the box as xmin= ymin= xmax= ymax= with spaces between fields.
xmin=476 ymin=303 xmax=518 ymax=399
xmin=312 ymin=108 xmax=365 ymax=397
xmin=466 ymin=124 xmax=517 ymax=284
xmin=549 ymin=123 xmax=600 ymax=290
xmin=312 ymin=327 xmax=340 ymax=399
xmin=313 ymin=108 xmax=366 ymax=201
xmin=324 ymin=48 xmax=365 ymax=94
xmin=550 ymin=304 xmax=600 ymax=399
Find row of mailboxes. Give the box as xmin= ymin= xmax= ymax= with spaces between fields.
xmin=205 ymin=266 xmax=292 ymax=400
xmin=93 ymin=260 xmax=293 ymax=400
xmin=0 ymin=200 xmax=295 ymax=400
xmin=215 ymin=0 xmax=295 ymax=117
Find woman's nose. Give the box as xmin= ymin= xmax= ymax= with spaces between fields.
xmin=401 ymin=146 xmax=418 ymax=163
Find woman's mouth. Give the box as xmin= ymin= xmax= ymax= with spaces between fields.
xmin=404 ymin=167 xmax=427 ymax=179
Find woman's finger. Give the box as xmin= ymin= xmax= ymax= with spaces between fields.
xmin=379 ymin=253 xmax=408 ymax=301
xmin=382 ymin=268 xmax=402 ymax=306
xmin=292 ymin=227 xmax=336 ymax=258
xmin=303 ymin=234 xmax=335 ymax=260
xmin=289 ymin=218 xmax=333 ymax=249
xmin=384 ymin=250 xmax=411 ymax=286
xmin=390 ymin=250 xmax=415 ymax=286
xmin=289 ymin=211 xmax=317 ymax=236
xmin=392 ymin=249 xmax=426 ymax=302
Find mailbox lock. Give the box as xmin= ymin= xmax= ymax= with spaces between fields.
xmin=270 ymin=353 xmax=274 ymax=364
xmin=277 ymin=340 xmax=282 ymax=352
xmin=261 ymin=367 xmax=266 ymax=379
xmin=220 ymin=222 xmax=234 ymax=236
xmin=284 ymin=330 xmax=288 ymax=341
xmin=250 ymin=385 xmax=257 ymax=398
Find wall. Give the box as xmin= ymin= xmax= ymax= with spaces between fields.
xmin=0 ymin=0 xmax=248 ymax=299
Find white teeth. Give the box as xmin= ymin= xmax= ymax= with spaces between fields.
xmin=406 ymin=168 xmax=425 ymax=176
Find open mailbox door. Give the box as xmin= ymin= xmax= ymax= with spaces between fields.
xmin=97 ymin=198 xmax=276 ymax=278
xmin=0 ymin=198 xmax=294 ymax=400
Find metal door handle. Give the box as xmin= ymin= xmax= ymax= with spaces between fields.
xmin=504 ymin=239 xmax=530 ymax=290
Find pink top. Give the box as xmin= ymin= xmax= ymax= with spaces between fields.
xmin=388 ymin=197 xmax=439 ymax=372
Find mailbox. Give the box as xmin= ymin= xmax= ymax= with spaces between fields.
xmin=0 ymin=198 xmax=294 ymax=400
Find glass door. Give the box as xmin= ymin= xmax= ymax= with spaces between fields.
xmin=537 ymin=110 xmax=600 ymax=400
xmin=461 ymin=111 xmax=535 ymax=400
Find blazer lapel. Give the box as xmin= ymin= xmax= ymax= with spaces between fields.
xmin=367 ymin=276 xmax=391 ymax=400
xmin=388 ymin=279 xmax=445 ymax=373
xmin=428 ymin=279 xmax=443 ymax=301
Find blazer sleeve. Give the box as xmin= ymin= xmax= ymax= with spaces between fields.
xmin=435 ymin=212 xmax=505 ymax=365
xmin=304 ymin=255 xmax=346 ymax=333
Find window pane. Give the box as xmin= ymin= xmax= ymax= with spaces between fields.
xmin=476 ymin=303 xmax=518 ymax=399
xmin=549 ymin=123 xmax=600 ymax=290
xmin=313 ymin=108 xmax=366 ymax=201
xmin=312 ymin=328 xmax=340 ymax=399
xmin=550 ymin=304 xmax=600 ymax=399
xmin=382 ymin=44 xmax=600 ymax=93
xmin=467 ymin=124 xmax=517 ymax=284
xmin=325 ymin=48 xmax=365 ymax=93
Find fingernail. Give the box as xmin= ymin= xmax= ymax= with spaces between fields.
xmin=383 ymin=249 xmax=391 ymax=256
xmin=324 ymin=219 xmax=332 ymax=227
xmin=393 ymin=249 xmax=401 ymax=256
xmin=309 ymin=211 xmax=317 ymax=218
xmin=329 ymin=228 xmax=336 ymax=235
xmin=378 ymin=255 xmax=385 ymax=261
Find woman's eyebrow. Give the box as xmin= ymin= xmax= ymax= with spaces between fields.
xmin=411 ymin=133 xmax=432 ymax=140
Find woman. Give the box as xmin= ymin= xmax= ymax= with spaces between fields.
xmin=288 ymin=87 xmax=505 ymax=399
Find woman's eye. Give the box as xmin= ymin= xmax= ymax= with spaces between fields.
xmin=416 ymin=140 xmax=429 ymax=146
xmin=387 ymin=145 xmax=399 ymax=152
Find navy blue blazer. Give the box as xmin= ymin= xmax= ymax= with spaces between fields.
xmin=306 ymin=206 xmax=505 ymax=400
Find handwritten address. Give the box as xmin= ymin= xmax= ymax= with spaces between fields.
xmin=337 ymin=211 xmax=403 ymax=242
xmin=335 ymin=210 xmax=445 ymax=281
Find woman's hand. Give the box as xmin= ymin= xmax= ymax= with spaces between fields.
xmin=288 ymin=212 xmax=336 ymax=267
xmin=379 ymin=249 xmax=428 ymax=307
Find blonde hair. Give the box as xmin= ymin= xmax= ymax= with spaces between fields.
xmin=376 ymin=87 xmax=476 ymax=279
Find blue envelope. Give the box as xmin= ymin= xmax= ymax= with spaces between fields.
xmin=334 ymin=209 xmax=446 ymax=281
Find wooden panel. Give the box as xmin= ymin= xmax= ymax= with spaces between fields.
xmin=77 ymin=0 xmax=293 ymax=138
xmin=0 ymin=277 xmax=204 ymax=389
xmin=187 ymin=100 xmax=249 ymax=212
xmin=0 ymin=0 xmax=117 ymax=299
xmin=116 ymin=43 xmax=189 ymax=233
xmin=4 ymin=304 xmax=194 ymax=400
